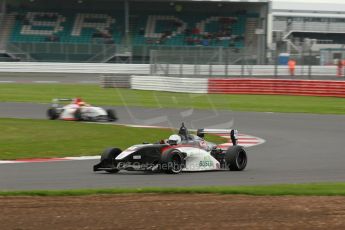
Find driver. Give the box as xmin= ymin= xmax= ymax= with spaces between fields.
xmin=167 ymin=134 xmax=182 ymax=145
xmin=178 ymin=122 xmax=189 ymax=141
xmin=73 ymin=98 xmax=90 ymax=107
xmin=166 ymin=123 xmax=193 ymax=145
xmin=78 ymin=101 xmax=87 ymax=107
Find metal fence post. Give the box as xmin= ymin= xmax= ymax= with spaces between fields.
xmin=225 ymin=49 xmax=229 ymax=77
xmin=166 ymin=63 xmax=170 ymax=76
xmin=308 ymin=49 xmax=312 ymax=79
xmin=209 ymin=64 xmax=213 ymax=78
xmin=301 ymin=48 xmax=305 ymax=78
xmin=194 ymin=53 xmax=197 ymax=76
xmin=274 ymin=50 xmax=278 ymax=78
xmin=219 ymin=47 xmax=223 ymax=64
xmin=149 ymin=50 xmax=153 ymax=75
xmin=180 ymin=55 xmax=183 ymax=77
xmin=241 ymin=56 xmax=245 ymax=77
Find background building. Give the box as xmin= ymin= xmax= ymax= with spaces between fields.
xmin=0 ymin=0 xmax=344 ymax=65
xmin=271 ymin=0 xmax=345 ymax=65
xmin=0 ymin=0 xmax=268 ymax=63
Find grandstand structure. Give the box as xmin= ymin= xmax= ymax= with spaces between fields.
xmin=0 ymin=0 xmax=269 ymax=63
xmin=1 ymin=0 xmax=344 ymax=66
xmin=270 ymin=0 xmax=345 ymax=65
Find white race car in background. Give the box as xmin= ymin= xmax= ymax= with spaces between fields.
xmin=47 ymin=98 xmax=117 ymax=122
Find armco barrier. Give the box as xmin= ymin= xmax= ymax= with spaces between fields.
xmin=131 ymin=75 xmax=208 ymax=93
xmin=208 ymin=78 xmax=345 ymax=97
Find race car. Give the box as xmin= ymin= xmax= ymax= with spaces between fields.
xmin=93 ymin=123 xmax=247 ymax=174
xmin=47 ymin=98 xmax=117 ymax=122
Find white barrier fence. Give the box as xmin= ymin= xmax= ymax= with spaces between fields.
xmin=131 ymin=75 xmax=208 ymax=93
xmin=0 ymin=62 xmax=150 ymax=74
xmin=0 ymin=62 xmax=340 ymax=77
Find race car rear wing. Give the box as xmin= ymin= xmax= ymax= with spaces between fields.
xmin=51 ymin=98 xmax=73 ymax=107
xmin=52 ymin=98 xmax=73 ymax=103
xmin=197 ymin=129 xmax=238 ymax=146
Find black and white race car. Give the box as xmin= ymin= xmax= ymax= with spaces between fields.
xmin=47 ymin=98 xmax=117 ymax=122
xmin=93 ymin=123 xmax=247 ymax=174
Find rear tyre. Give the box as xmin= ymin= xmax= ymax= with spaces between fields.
xmin=106 ymin=109 xmax=117 ymax=122
xmin=100 ymin=148 xmax=122 ymax=173
xmin=161 ymin=149 xmax=184 ymax=174
xmin=225 ymin=146 xmax=247 ymax=171
xmin=47 ymin=108 xmax=59 ymax=120
xmin=74 ymin=108 xmax=83 ymax=121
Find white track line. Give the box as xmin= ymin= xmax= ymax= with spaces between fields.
xmin=0 ymin=156 xmax=100 ymax=164
xmin=79 ymin=81 xmax=98 ymax=84
xmin=33 ymin=81 xmax=60 ymax=83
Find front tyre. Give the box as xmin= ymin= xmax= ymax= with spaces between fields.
xmin=225 ymin=146 xmax=247 ymax=171
xmin=99 ymin=148 xmax=122 ymax=173
xmin=106 ymin=109 xmax=117 ymax=122
xmin=161 ymin=149 xmax=184 ymax=174
xmin=47 ymin=108 xmax=59 ymax=120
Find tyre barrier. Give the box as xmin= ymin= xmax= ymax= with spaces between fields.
xmin=208 ymin=78 xmax=345 ymax=97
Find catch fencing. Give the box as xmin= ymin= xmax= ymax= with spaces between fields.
xmin=150 ymin=64 xmax=341 ymax=77
xmin=0 ymin=62 xmax=344 ymax=78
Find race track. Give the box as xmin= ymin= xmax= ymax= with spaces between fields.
xmin=1 ymin=103 xmax=345 ymax=190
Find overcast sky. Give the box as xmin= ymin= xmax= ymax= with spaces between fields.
xmin=273 ymin=0 xmax=345 ymax=2
xmin=273 ymin=0 xmax=345 ymax=12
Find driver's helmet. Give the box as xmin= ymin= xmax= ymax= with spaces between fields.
xmin=168 ymin=134 xmax=182 ymax=145
xmin=78 ymin=101 xmax=86 ymax=106
xmin=74 ymin=98 xmax=83 ymax=104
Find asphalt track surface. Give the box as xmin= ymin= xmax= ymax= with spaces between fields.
xmin=0 ymin=102 xmax=345 ymax=190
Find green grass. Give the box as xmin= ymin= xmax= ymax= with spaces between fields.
xmin=1 ymin=183 xmax=345 ymax=196
xmin=0 ymin=84 xmax=344 ymax=114
xmin=0 ymin=118 xmax=225 ymax=160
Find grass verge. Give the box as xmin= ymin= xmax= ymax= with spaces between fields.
xmin=0 ymin=118 xmax=225 ymax=160
xmin=0 ymin=84 xmax=344 ymax=114
xmin=1 ymin=183 xmax=345 ymax=196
